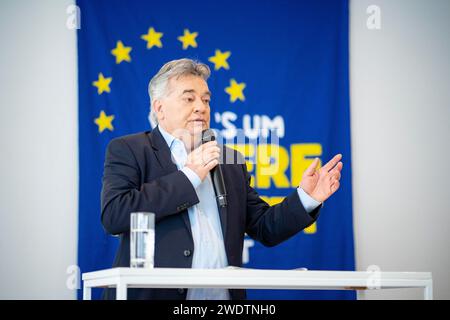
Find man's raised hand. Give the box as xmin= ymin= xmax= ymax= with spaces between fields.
xmin=300 ymin=154 xmax=343 ymax=202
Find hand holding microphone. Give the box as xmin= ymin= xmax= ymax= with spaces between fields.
xmin=185 ymin=129 xmax=228 ymax=208
xmin=185 ymin=140 xmax=220 ymax=181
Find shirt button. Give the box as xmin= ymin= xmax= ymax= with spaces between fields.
xmin=183 ymin=249 xmax=191 ymax=257
xmin=177 ymin=288 xmax=185 ymax=294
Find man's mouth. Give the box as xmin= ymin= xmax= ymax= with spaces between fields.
xmin=189 ymin=119 xmax=206 ymax=125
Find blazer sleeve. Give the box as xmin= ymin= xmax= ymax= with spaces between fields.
xmin=243 ymin=164 xmax=321 ymax=247
xmin=101 ymin=137 xmax=199 ymax=235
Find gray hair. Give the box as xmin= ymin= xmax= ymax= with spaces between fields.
xmin=148 ymin=58 xmax=211 ymax=128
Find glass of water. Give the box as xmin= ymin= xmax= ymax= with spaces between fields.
xmin=130 ymin=212 xmax=155 ymax=268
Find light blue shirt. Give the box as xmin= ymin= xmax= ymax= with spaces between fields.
xmin=158 ymin=125 xmax=321 ymax=300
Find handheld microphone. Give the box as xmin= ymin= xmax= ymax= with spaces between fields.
xmin=201 ymin=129 xmax=227 ymax=208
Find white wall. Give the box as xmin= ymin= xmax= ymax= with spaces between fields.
xmin=0 ymin=0 xmax=448 ymax=299
xmin=0 ymin=0 xmax=78 ymax=299
xmin=350 ymin=0 xmax=450 ymax=299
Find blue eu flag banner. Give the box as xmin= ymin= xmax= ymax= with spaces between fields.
xmin=77 ymin=0 xmax=355 ymax=300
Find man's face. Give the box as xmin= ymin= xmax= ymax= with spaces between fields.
xmin=156 ymin=75 xmax=211 ymax=145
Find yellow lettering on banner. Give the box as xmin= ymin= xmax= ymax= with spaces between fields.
xmin=290 ymin=144 xmax=322 ymax=187
xmin=260 ymin=195 xmax=317 ymax=234
xmin=226 ymin=144 xmax=256 ymax=187
xmin=260 ymin=196 xmax=285 ymax=206
xmin=226 ymin=143 xmax=320 ymax=233
xmin=256 ymin=144 xmax=290 ymax=189
xmin=227 ymin=143 xmax=323 ymax=190
xmin=303 ymin=222 xmax=317 ymax=234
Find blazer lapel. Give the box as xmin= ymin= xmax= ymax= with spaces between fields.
xmin=148 ymin=126 xmax=177 ymax=174
xmin=218 ymin=145 xmax=230 ymax=244
xmin=147 ymin=127 xmax=193 ymax=237
xmin=218 ymin=191 xmax=228 ymax=244
xmin=218 ymin=161 xmax=233 ymax=262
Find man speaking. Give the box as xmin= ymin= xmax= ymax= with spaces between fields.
xmin=101 ymin=58 xmax=343 ymax=300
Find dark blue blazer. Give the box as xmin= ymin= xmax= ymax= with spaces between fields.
xmin=101 ymin=126 xmax=321 ymax=300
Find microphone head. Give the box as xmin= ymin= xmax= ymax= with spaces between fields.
xmin=201 ymin=129 xmax=216 ymax=144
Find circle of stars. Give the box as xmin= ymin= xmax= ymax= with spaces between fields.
xmin=93 ymin=26 xmax=246 ymax=134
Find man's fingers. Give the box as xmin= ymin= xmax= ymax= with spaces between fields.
xmin=204 ymin=159 xmax=219 ymax=171
xmin=202 ymin=144 xmax=220 ymax=157
xmin=328 ymin=163 xmax=343 ymax=179
xmin=203 ymin=141 xmax=218 ymax=148
xmin=186 ymin=141 xmax=220 ymax=180
xmin=322 ymin=154 xmax=342 ymax=172
xmin=194 ymin=141 xmax=217 ymax=154
xmin=331 ymin=180 xmax=340 ymax=193
xmin=304 ymin=158 xmax=319 ymax=176
xmin=203 ymin=142 xmax=219 ymax=151
xmin=329 ymin=170 xmax=341 ymax=181
xmin=202 ymin=147 xmax=220 ymax=161
xmin=202 ymin=152 xmax=220 ymax=165
xmin=190 ymin=143 xmax=220 ymax=162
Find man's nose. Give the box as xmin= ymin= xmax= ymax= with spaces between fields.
xmin=193 ymin=99 xmax=207 ymax=113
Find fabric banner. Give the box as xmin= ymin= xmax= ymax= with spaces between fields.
xmin=77 ymin=0 xmax=355 ymax=299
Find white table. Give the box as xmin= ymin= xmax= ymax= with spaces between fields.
xmin=82 ymin=267 xmax=433 ymax=300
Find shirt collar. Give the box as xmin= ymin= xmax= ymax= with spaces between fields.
xmin=158 ymin=125 xmax=178 ymax=149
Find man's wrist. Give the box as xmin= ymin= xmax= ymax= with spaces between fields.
xmin=297 ymin=187 xmax=322 ymax=213
xmin=181 ymin=166 xmax=202 ymax=189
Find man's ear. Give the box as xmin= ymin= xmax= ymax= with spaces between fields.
xmin=153 ymin=99 xmax=164 ymax=121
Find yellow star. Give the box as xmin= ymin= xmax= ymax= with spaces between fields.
xmin=141 ymin=27 xmax=163 ymax=49
xmin=225 ymin=79 xmax=246 ymax=102
xmin=177 ymin=29 xmax=198 ymax=50
xmin=94 ymin=110 xmax=114 ymax=133
xmin=92 ymin=73 xmax=112 ymax=95
xmin=111 ymin=40 xmax=132 ymax=64
xmin=208 ymin=49 xmax=231 ymax=70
